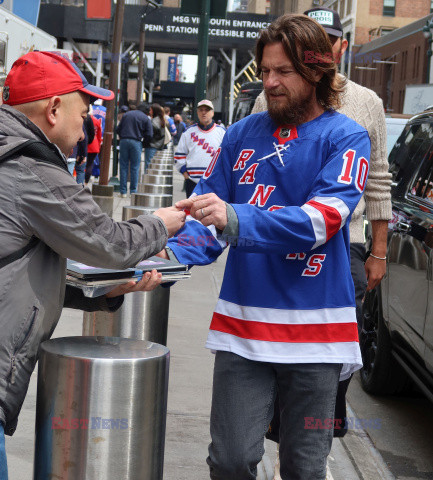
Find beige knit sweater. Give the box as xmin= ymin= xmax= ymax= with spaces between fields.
xmin=251 ymin=78 xmax=392 ymax=243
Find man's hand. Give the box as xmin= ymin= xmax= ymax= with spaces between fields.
xmin=365 ymin=256 xmax=386 ymax=291
xmin=154 ymin=207 xmax=186 ymax=237
xmin=106 ymin=269 xmax=162 ymax=297
xmin=155 ymin=249 xmax=169 ymax=260
xmin=183 ymin=172 xmax=189 ymax=179
xmin=365 ymin=219 xmax=388 ymax=291
xmin=176 ymin=193 xmax=228 ymax=230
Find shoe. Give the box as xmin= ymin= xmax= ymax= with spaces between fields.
xmin=120 ymin=193 xmax=127 ymax=198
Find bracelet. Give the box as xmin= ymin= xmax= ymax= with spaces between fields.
xmin=369 ymin=253 xmax=386 ymax=261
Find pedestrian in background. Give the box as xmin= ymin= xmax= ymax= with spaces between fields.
xmin=173 ymin=113 xmax=186 ymax=146
xmin=116 ymin=104 xmax=153 ymax=197
xmin=85 ymin=110 xmax=102 ymax=185
xmin=145 ymin=103 xmax=166 ymax=171
xmin=164 ymin=105 xmax=177 ymax=137
xmin=174 ymin=99 xmax=225 ymax=197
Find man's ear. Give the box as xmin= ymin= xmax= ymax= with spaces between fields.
xmin=45 ymin=96 xmax=62 ymax=127
xmin=312 ymin=69 xmax=324 ymax=83
xmin=340 ymin=38 xmax=349 ymax=55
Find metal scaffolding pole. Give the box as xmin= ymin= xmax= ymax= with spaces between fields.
xmin=229 ymin=48 xmax=236 ymax=126
xmin=195 ymin=0 xmax=211 ymax=110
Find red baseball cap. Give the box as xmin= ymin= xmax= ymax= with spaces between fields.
xmin=2 ymin=51 xmax=114 ymax=106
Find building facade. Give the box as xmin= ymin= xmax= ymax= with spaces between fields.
xmin=352 ymin=14 xmax=431 ymax=113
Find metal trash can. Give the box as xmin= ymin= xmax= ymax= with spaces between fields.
xmin=131 ymin=193 xmax=172 ymax=208
xmin=34 ymin=336 xmax=170 ymax=480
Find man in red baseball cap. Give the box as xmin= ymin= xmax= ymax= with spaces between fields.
xmin=0 ymin=51 xmax=185 ymax=478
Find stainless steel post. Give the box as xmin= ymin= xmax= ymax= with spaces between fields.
xmin=137 ymin=183 xmax=173 ymax=195
xmin=122 ymin=205 xmax=157 ymax=219
xmin=131 ymin=193 xmax=172 ymax=208
xmin=83 ymin=287 xmax=170 ymax=342
xmin=83 ymin=205 xmax=171 ymax=345
xmin=141 ymin=174 xmax=173 ymax=185
xmin=34 ymin=336 xmax=170 ymax=480
xmin=147 ymin=168 xmax=173 ymax=175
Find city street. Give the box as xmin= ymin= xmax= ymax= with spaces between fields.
xmin=4 ymin=169 xmax=432 ymax=480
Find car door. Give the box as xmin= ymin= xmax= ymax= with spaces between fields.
xmin=386 ymin=121 xmax=433 ymax=358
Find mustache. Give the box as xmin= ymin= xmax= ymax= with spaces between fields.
xmin=265 ymin=89 xmax=289 ymax=97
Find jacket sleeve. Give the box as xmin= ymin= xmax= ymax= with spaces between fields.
xmin=362 ymin=94 xmax=392 ymax=221
xmin=251 ymin=91 xmax=267 ymax=114
xmin=17 ymin=160 xmax=169 ymax=270
xmin=174 ymin=129 xmax=189 ymax=174
xmin=168 ymin=134 xmax=232 ymax=265
xmin=230 ymin=131 xmax=371 ymax=255
xmin=64 ymin=285 xmax=124 ymax=312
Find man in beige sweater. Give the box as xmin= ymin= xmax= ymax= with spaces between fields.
xmin=252 ymin=6 xmax=392 ymax=471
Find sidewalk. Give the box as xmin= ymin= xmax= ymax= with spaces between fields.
xmin=5 ymin=166 xmax=392 ymax=480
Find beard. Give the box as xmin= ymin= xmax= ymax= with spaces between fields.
xmin=265 ymin=87 xmax=316 ymax=126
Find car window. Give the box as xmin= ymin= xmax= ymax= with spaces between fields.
xmin=233 ymin=98 xmax=253 ymax=124
xmin=386 ymin=119 xmax=409 ymax=156
xmin=409 ymin=145 xmax=433 ymax=203
xmin=389 ymin=122 xmax=433 ymax=186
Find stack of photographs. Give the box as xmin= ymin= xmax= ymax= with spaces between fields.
xmin=66 ymin=256 xmax=190 ymax=297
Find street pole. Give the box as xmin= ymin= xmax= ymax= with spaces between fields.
xmin=194 ymin=0 xmax=211 ymax=118
xmin=136 ymin=13 xmax=146 ymax=105
xmin=99 ymin=0 xmax=125 ymax=186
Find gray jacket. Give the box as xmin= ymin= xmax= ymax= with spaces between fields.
xmin=0 ymin=105 xmax=168 ymax=435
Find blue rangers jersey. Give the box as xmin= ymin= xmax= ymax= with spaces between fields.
xmin=174 ymin=121 xmax=226 ymax=183
xmin=169 ymin=110 xmax=370 ymax=378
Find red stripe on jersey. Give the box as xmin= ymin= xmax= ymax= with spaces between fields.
xmin=210 ymin=312 xmax=358 ymax=343
xmin=306 ymin=200 xmax=342 ymax=241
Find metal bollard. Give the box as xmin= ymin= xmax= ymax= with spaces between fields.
xmin=131 ymin=193 xmax=172 ymax=208
xmin=147 ymin=168 xmax=173 ymax=176
xmin=34 ymin=336 xmax=170 ymax=480
xmin=122 ymin=205 xmax=157 ymax=220
xmin=141 ymin=174 xmax=173 ymax=185
xmin=137 ymin=183 xmax=173 ymax=195
xmin=83 ymin=204 xmax=171 ymax=345
xmin=83 ymin=286 xmax=170 ymax=343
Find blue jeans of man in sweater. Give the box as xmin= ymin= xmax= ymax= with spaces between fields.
xmin=119 ymin=138 xmax=143 ymax=195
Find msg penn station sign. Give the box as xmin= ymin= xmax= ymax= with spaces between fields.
xmin=152 ymin=15 xmax=269 ymax=40
xmin=122 ymin=7 xmax=275 ymax=53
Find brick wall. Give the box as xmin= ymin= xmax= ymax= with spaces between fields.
xmin=369 ymin=0 xmax=430 ymax=17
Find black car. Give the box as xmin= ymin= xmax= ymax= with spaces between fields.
xmin=360 ymin=111 xmax=433 ymax=402
xmin=232 ymin=81 xmax=263 ymax=124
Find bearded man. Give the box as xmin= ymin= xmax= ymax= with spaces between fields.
xmin=158 ymin=14 xmax=370 ymax=480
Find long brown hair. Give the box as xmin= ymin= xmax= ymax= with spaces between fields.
xmin=255 ymin=14 xmax=345 ymax=110
xmin=151 ymin=103 xmax=165 ymax=124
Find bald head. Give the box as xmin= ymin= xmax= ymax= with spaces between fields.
xmin=12 ymin=91 xmax=89 ymax=156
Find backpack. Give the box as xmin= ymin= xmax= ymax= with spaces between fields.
xmin=0 ymin=139 xmax=69 ymax=269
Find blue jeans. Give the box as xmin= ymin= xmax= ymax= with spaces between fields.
xmin=207 ymin=352 xmax=341 ymax=480
xmin=0 ymin=424 xmax=8 ymax=480
xmin=119 ymin=139 xmax=143 ymax=194
xmin=75 ymin=161 xmax=86 ymax=184
xmin=144 ymin=147 xmax=157 ymax=173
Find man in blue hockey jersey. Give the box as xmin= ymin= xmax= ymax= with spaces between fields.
xmin=160 ymin=14 xmax=370 ymax=480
